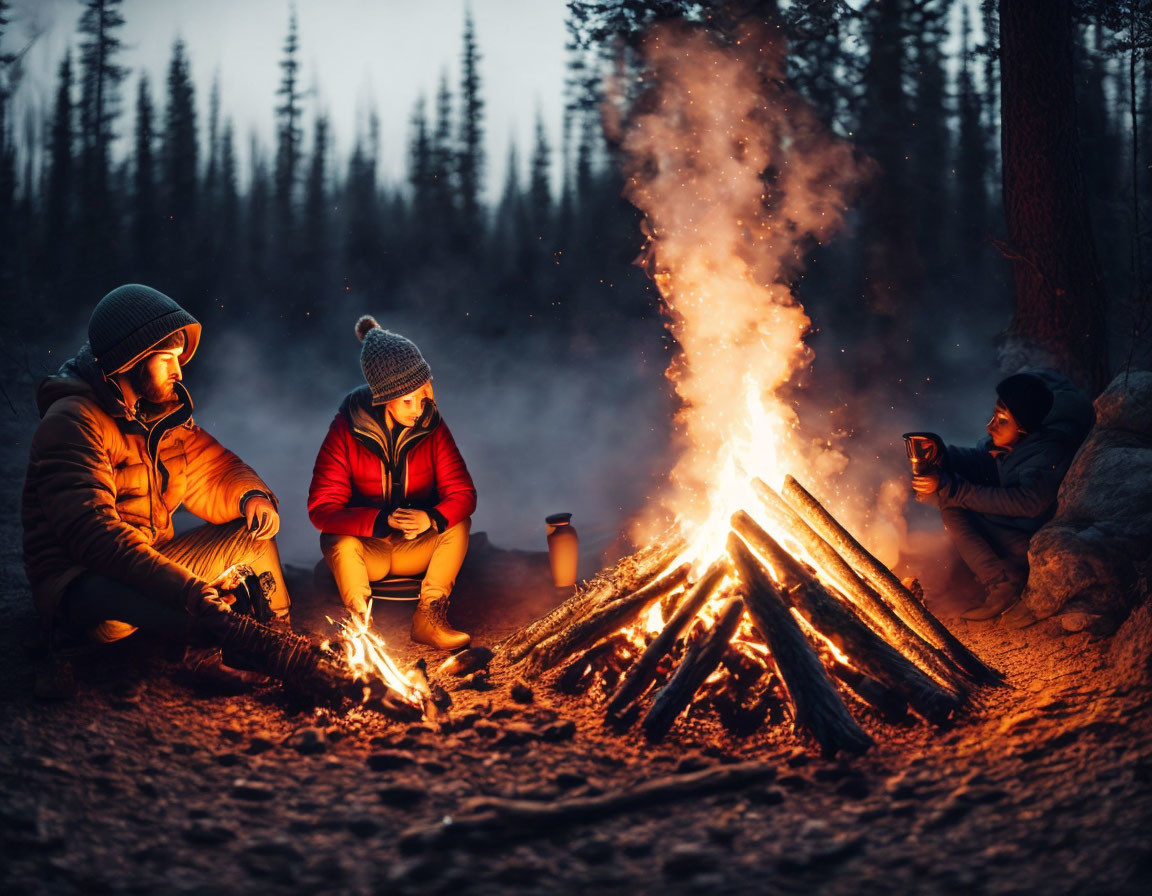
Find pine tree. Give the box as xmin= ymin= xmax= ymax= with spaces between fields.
xmin=529 ymin=111 xmax=552 ymax=244
xmin=457 ymin=9 xmax=485 ymax=245
xmin=132 ymin=73 xmax=157 ymax=279
xmin=347 ymin=121 xmax=381 ymax=289
xmin=955 ymin=3 xmax=990 ymax=258
xmin=302 ymin=112 xmax=329 ymax=281
xmin=275 ymin=7 xmax=303 ymax=232
xmin=162 ymin=38 xmax=198 ymax=283
xmin=76 ymin=0 xmax=126 ymax=282
xmin=431 ymin=72 xmax=458 ymax=244
xmin=246 ymin=135 xmax=271 ymax=291
xmin=217 ymin=118 xmax=239 ymax=283
xmin=204 ymin=74 xmax=221 ymax=214
xmin=45 ymin=52 xmax=75 ymax=255
xmin=908 ymin=0 xmax=952 ymax=269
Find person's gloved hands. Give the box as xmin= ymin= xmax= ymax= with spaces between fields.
xmin=345 ymin=593 xmax=370 ymax=621
xmin=244 ymin=496 xmax=280 ymax=540
xmin=188 ymin=585 xmax=233 ymax=617
xmin=912 ymin=472 xmax=947 ymax=503
xmin=387 ymin=508 xmax=431 ymax=540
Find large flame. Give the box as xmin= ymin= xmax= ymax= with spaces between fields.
xmin=330 ymin=612 xmax=424 ymax=707
xmin=615 ymin=23 xmax=864 ymax=567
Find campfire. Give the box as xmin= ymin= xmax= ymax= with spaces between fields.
xmin=499 ymin=474 xmax=1000 ymax=755
xmin=498 ymin=23 xmax=1001 ymax=756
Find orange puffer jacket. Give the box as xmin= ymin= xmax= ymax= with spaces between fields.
xmin=22 ymin=346 xmax=274 ymax=625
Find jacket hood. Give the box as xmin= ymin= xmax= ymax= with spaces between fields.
xmin=36 ymin=344 xmax=133 ymax=419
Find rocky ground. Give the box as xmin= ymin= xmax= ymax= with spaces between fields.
xmin=1 ymin=380 xmax=1150 ymax=896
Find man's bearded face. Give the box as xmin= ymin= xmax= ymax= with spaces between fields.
xmin=128 ymin=349 xmax=182 ymax=404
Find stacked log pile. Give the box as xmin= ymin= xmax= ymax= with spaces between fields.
xmin=498 ymin=477 xmax=1002 ymax=755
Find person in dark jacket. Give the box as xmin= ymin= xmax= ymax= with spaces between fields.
xmin=23 ymin=284 xmax=290 ymax=691
xmin=308 ymin=316 xmax=477 ymax=650
xmin=912 ymin=372 xmax=1090 ymax=628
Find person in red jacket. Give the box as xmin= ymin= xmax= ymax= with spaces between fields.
xmin=308 ymin=316 xmax=476 ymax=650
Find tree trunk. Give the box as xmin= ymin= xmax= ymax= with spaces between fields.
xmin=999 ymin=0 xmax=1109 ymax=394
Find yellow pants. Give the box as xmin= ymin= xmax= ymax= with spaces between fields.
xmin=320 ymin=519 xmax=470 ymax=610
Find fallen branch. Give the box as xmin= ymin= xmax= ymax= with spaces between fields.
xmin=397 ymin=760 xmax=777 ymax=853
xmin=782 ymin=475 xmax=1002 ymax=685
xmin=728 ymin=533 xmax=873 ymax=757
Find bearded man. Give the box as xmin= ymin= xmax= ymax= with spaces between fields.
xmin=23 ymin=284 xmax=290 ymax=689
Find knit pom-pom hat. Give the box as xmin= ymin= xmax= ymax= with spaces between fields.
xmin=356 ymin=315 xmax=432 ymax=405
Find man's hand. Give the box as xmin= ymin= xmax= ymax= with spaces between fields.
xmin=244 ymin=496 xmax=280 ymax=540
xmin=387 ymin=508 xmax=432 ymax=540
xmin=188 ymin=586 xmax=233 ymax=617
xmin=912 ymin=472 xmax=942 ymax=502
xmin=346 ymin=594 xmax=370 ymax=621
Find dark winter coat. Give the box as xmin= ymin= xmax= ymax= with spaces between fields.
xmin=307 ymin=386 xmax=476 ymax=538
xmin=22 ymin=346 xmax=275 ymax=624
xmin=937 ymin=368 xmax=1093 ymax=534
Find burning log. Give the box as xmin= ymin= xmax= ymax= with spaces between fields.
xmin=499 ymin=535 xmax=687 ymax=663
xmin=732 ymin=511 xmax=960 ymax=726
xmin=605 ymin=559 xmax=727 ymax=719
xmin=728 ymin=534 xmax=873 ymax=756
xmin=642 ymin=596 xmax=746 ymax=741
xmin=555 ymin=632 xmax=633 ymax=694
xmin=752 ymin=479 xmax=966 ymax=691
xmin=782 ymin=476 xmax=1002 ymax=685
xmin=520 ymin=563 xmax=691 ymax=675
xmin=830 ymin=660 xmax=907 ymax=724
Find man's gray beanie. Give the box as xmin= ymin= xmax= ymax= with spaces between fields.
xmin=89 ymin=284 xmax=201 ymax=375
xmin=356 ymin=315 xmax=432 ymax=405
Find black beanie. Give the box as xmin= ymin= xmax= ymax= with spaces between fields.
xmin=89 ymin=284 xmax=201 ymax=375
xmin=995 ymin=373 xmax=1053 ymax=432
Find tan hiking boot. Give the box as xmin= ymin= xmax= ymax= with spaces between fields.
xmin=411 ymin=596 xmax=470 ymax=650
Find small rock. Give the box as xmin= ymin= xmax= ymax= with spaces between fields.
xmin=663 ymin=844 xmax=719 ymax=876
xmin=835 ymin=776 xmax=870 ymax=800
xmin=748 ymin=786 xmax=785 ymax=805
xmin=495 ymin=722 xmax=538 ymax=748
xmin=541 ymin=720 xmax=576 ymax=742
xmin=366 ymin=750 xmax=416 ymax=771
xmin=778 ymin=773 xmax=811 ymax=792
xmin=377 ymin=783 xmax=426 ymax=808
xmin=219 ymin=724 xmax=245 ymax=743
xmin=574 ymin=837 xmax=614 ymax=864
xmin=345 ymin=818 xmax=379 ymax=839
xmin=473 ymin=720 xmax=500 ymax=739
xmin=183 ymin=822 xmax=234 ymax=846
xmin=215 ymin=752 xmax=243 ymax=767
xmin=284 ymin=727 xmax=327 ymax=755
xmin=554 ymin=770 xmax=587 ymax=790
xmin=230 ymin=779 xmax=275 ymax=801
xmin=418 ymin=760 xmax=448 ymax=776
xmin=246 ymin=735 xmax=275 ymax=755
xmin=510 ymin=680 xmax=534 ymax=704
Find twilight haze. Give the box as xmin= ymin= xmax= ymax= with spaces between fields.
xmin=6 ymin=0 xmax=571 ymax=199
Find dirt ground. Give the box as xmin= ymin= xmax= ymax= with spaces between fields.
xmin=1 ymin=381 xmax=1150 ymax=896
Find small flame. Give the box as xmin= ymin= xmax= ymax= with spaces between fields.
xmin=332 ymin=613 xmax=423 ymax=707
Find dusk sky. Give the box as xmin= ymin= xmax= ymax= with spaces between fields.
xmin=5 ymin=0 xmax=572 ymax=199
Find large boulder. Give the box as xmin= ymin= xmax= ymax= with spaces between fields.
xmin=1024 ymin=370 xmax=1152 ymax=632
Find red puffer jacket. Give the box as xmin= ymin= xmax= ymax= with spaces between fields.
xmin=308 ymin=386 xmax=476 ymax=538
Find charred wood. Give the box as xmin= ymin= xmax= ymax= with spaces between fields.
xmin=733 ymin=511 xmax=961 ymax=726
xmin=398 ymin=761 xmax=777 ymax=853
xmin=499 ymin=535 xmax=687 ymax=663
xmin=831 ymin=660 xmax=907 ymax=724
xmin=728 ymin=534 xmax=873 ymax=757
xmin=782 ymin=475 xmax=1002 ymax=685
xmin=606 ymin=559 xmax=727 ymax=718
xmin=555 ymin=632 xmax=632 ymax=694
xmin=752 ymin=478 xmax=966 ymax=691
xmin=522 ymin=564 xmax=691 ymax=675
xmin=642 ymin=597 xmax=746 ymax=741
